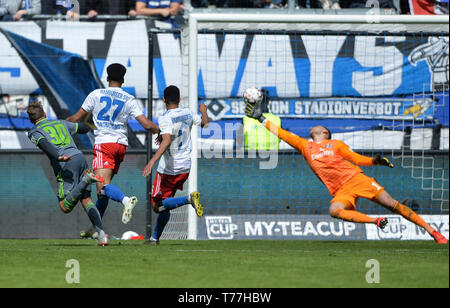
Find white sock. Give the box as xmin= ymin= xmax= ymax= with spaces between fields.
xmin=122 ymin=196 xmax=130 ymax=206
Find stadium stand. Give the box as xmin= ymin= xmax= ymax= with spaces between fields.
xmin=6 ymin=0 xmax=449 ymax=19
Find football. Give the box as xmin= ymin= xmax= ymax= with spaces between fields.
xmin=243 ymin=87 xmax=263 ymax=104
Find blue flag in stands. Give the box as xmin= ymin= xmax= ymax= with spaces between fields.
xmin=1 ymin=29 xmax=101 ymax=148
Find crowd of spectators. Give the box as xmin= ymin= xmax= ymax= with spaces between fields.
xmin=1 ymin=0 xmax=41 ymax=21
xmin=1 ymin=0 xmax=184 ymax=21
xmin=193 ymin=0 xmax=448 ymax=14
xmin=1 ymin=0 xmax=448 ymax=22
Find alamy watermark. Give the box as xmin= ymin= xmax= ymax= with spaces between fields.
xmin=65 ymin=259 xmax=80 ymax=284
xmin=365 ymin=259 xmax=380 ymax=284
xmin=197 ymin=121 xmax=279 ymax=170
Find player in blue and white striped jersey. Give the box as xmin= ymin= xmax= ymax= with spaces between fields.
xmin=142 ymin=85 xmax=209 ymax=245
xmin=67 ymin=63 xmax=160 ymax=231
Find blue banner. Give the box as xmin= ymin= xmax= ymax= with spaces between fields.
xmin=203 ymin=92 xmax=449 ymax=123
xmin=1 ymin=22 xmax=448 ymax=147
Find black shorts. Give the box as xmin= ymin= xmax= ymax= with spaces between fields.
xmin=56 ymin=153 xmax=91 ymax=202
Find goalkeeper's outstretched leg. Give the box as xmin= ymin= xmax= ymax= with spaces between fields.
xmin=375 ymin=190 xmax=448 ymax=244
xmin=328 ymin=173 xmax=389 ymax=230
xmin=329 ymin=179 xmax=447 ymax=244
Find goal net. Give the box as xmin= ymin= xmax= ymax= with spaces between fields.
xmin=160 ymin=13 xmax=449 ymax=241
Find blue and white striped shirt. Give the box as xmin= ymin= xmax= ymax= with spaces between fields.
xmin=136 ymin=0 xmax=181 ymax=9
xmin=20 ymin=0 xmax=33 ymax=10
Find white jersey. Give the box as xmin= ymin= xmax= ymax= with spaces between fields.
xmin=81 ymin=87 xmax=143 ymax=146
xmin=157 ymin=108 xmax=202 ymax=176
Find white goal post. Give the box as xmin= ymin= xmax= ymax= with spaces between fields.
xmin=186 ymin=13 xmax=449 ymax=240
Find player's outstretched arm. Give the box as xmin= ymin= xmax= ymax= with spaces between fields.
xmin=136 ymin=115 xmax=160 ymax=134
xmin=338 ymin=142 xmax=394 ymax=168
xmin=142 ymin=134 xmax=171 ymax=177
xmin=199 ymin=103 xmax=210 ymax=128
xmin=66 ymin=108 xmax=88 ymax=123
xmin=337 ymin=141 xmax=375 ymax=166
xmin=245 ymin=98 xmax=306 ymax=152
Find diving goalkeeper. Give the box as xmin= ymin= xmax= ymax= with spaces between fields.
xmin=244 ymin=88 xmax=447 ymax=244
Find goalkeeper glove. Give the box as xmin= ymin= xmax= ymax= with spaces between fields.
xmin=373 ymin=154 xmax=394 ymax=168
xmin=245 ymin=99 xmax=266 ymax=123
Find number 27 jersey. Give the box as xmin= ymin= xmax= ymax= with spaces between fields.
xmin=81 ymin=87 xmax=143 ymax=146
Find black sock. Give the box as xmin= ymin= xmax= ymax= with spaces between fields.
xmin=85 ymin=203 xmax=104 ymax=233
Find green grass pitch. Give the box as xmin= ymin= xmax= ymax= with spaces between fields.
xmin=0 ymin=239 xmax=448 ymax=288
